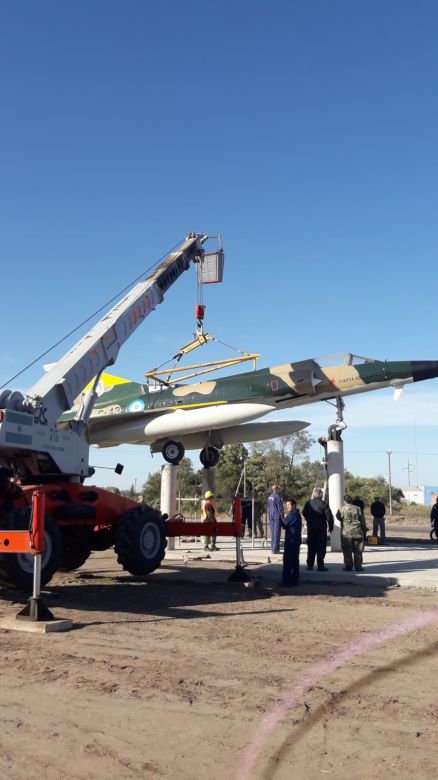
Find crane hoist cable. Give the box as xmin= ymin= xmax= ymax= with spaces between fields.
xmin=145 ymin=292 xmax=260 ymax=386
xmin=0 ymin=236 xmax=186 ymax=391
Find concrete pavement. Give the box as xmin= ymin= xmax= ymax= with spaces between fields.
xmin=165 ymin=538 xmax=438 ymax=591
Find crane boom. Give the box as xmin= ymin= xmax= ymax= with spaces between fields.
xmin=0 ymin=232 xmax=219 ymax=480
xmin=26 ymin=234 xmax=207 ymax=426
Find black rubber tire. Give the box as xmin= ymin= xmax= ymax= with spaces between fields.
xmin=90 ymin=527 xmax=115 ymax=551
xmin=114 ymin=506 xmax=167 ymax=576
xmin=0 ymin=508 xmax=60 ymax=590
xmin=162 ymin=440 xmax=185 ymax=465
xmin=199 ymin=446 xmax=220 ymax=468
xmin=58 ymin=528 xmax=92 ymax=572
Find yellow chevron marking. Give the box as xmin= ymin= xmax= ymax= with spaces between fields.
xmin=84 ymin=372 xmax=131 ymax=392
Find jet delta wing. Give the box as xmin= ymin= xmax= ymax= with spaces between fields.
xmin=60 ymin=354 xmax=438 ymax=467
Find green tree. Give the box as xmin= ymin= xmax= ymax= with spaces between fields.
xmin=125 ymin=482 xmax=137 ymax=499
xmin=245 ymin=449 xmax=268 ymax=497
xmin=344 ymin=472 xmax=403 ymax=508
xmin=141 ymin=471 xmax=162 ymax=508
xmin=177 ymin=457 xmax=200 ymax=498
xmin=215 ymin=444 xmax=248 ymax=501
xmin=105 ymin=486 xmax=122 ymax=495
xmin=290 ymin=459 xmax=326 ymax=505
xmin=245 ymin=431 xmax=316 ymax=503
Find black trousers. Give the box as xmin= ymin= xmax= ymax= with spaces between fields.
xmin=306 ymin=526 xmax=328 ymax=569
xmin=282 ymin=542 xmax=300 ymax=585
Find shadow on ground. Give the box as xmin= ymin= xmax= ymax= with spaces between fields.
xmin=0 ymin=560 xmax=394 ymax=625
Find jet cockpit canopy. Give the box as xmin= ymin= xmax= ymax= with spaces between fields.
xmin=314 ymin=353 xmax=382 ymax=367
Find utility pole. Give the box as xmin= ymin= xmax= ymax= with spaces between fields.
xmin=413 ymin=420 xmax=418 ymax=483
xmin=403 ymin=459 xmax=415 ymax=487
xmin=387 ymin=450 xmax=392 ymax=516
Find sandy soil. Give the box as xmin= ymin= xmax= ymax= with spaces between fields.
xmin=0 ymin=552 xmax=437 ymax=780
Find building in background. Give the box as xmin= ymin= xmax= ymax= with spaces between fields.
xmin=402 ymin=486 xmax=438 ymax=506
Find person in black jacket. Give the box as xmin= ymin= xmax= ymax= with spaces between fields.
xmin=370 ymin=496 xmax=386 ymax=544
xmin=281 ymin=499 xmax=302 ymax=587
xmin=352 ymin=496 xmax=365 ymax=512
xmin=430 ymin=496 xmax=438 ymax=537
xmin=302 ymin=488 xmax=334 ymax=571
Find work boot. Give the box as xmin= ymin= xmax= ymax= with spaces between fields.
xmin=355 ymin=566 xmax=364 ymax=572
xmin=211 ymin=545 xmax=220 ymax=551
xmin=317 ymin=566 xmax=329 ymax=572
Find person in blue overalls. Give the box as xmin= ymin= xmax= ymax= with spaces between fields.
xmin=267 ymin=484 xmax=284 ymax=553
xmin=281 ymin=499 xmax=302 ymax=587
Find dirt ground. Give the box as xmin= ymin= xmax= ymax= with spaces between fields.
xmin=385 ymin=517 xmax=434 ymax=541
xmin=0 ymin=551 xmax=437 ymax=780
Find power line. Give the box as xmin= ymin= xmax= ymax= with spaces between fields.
xmin=0 ymin=237 xmax=185 ymax=390
xmin=345 ymin=450 xmax=438 ymax=456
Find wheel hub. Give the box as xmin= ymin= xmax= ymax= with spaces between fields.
xmin=140 ymin=522 xmax=161 ymax=559
xmin=165 ymin=443 xmax=180 ymax=460
xmin=17 ymin=531 xmax=53 ymax=574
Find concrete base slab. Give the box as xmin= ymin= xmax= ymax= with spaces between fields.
xmin=0 ymin=617 xmax=73 ymax=633
xmin=164 ymin=539 xmax=438 ymax=591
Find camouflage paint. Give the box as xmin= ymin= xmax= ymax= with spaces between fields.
xmin=61 ymin=359 xmax=433 ymax=430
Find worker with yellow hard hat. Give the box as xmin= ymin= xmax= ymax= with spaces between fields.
xmin=202 ymin=489 xmax=219 ymax=551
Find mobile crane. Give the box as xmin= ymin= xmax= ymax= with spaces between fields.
xmin=0 ymin=233 xmax=224 ymax=589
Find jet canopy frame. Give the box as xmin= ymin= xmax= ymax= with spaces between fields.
xmin=314 ymin=352 xmax=383 ymax=368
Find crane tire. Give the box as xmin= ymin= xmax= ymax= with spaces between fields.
xmin=114 ymin=506 xmax=167 ymax=576
xmin=58 ymin=528 xmax=92 ymax=571
xmin=0 ymin=508 xmax=60 ymax=590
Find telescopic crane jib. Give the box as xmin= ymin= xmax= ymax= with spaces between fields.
xmin=0 ymin=233 xmax=233 ymax=591
xmin=0 ymin=233 xmax=223 ymax=481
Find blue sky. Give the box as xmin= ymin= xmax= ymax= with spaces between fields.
xmin=1 ymin=1 xmax=438 ymax=492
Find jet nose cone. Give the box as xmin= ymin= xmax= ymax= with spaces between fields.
xmin=411 ymin=361 xmax=438 ymax=382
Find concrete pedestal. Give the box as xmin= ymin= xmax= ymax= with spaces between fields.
xmin=327 ymin=437 xmax=344 ymax=552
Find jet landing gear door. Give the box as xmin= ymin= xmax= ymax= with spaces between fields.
xmin=289 ymin=360 xmax=323 ymax=396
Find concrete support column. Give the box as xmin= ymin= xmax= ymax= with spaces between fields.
xmin=160 ymin=464 xmax=178 ymax=551
xmin=327 ymin=437 xmax=344 ymax=552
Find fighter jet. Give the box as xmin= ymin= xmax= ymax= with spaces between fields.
xmin=61 ymin=354 xmax=438 ymax=467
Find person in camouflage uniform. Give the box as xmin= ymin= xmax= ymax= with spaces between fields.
xmin=336 ymin=494 xmax=368 ymax=572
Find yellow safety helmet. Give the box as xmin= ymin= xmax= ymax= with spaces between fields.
xmin=204 ymin=490 xmax=214 ymax=499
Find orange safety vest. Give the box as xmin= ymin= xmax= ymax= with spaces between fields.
xmin=202 ymin=498 xmax=217 ymax=522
